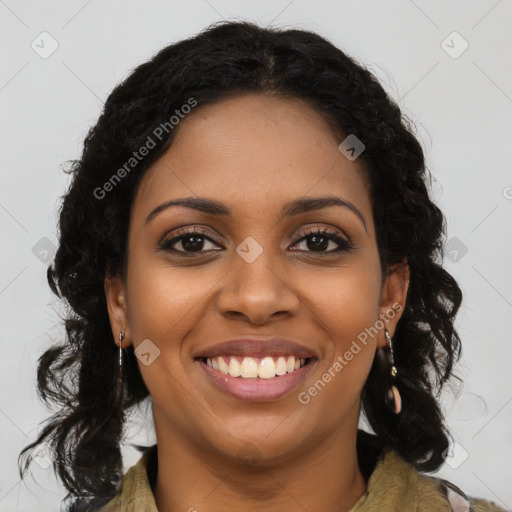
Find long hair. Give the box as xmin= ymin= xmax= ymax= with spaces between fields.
xmin=19 ymin=20 xmax=463 ymax=511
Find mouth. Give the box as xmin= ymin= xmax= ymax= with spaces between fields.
xmin=194 ymin=355 xmax=318 ymax=402
xmin=194 ymin=355 xmax=316 ymax=379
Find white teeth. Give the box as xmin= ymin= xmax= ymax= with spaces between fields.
xmin=240 ymin=357 xmax=258 ymax=378
xmin=259 ymin=357 xmax=276 ymax=379
xmin=228 ymin=357 xmax=241 ymax=377
xmin=218 ymin=356 xmax=229 ymax=375
xmin=276 ymin=356 xmax=287 ymax=375
xmin=205 ymin=355 xmax=308 ymax=379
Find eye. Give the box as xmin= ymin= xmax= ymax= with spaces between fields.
xmin=290 ymin=227 xmax=353 ymax=255
xmin=158 ymin=226 xmax=353 ymax=256
xmin=158 ymin=227 xmax=222 ymax=254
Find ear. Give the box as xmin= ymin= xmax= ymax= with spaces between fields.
xmin=376 ymin=258 xmax=410 ymax=349
xmin=104 ymin=273 xmax=132 ymax=348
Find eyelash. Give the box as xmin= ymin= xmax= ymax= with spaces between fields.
xmin=158 ymin=226 xmax=353 ymax=256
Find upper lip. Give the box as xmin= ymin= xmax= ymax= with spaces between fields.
xmin=193 ymin=336 xmax=319 ymax=359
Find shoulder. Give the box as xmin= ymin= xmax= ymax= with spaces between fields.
xmin=352 ymin=446 xmax=509 ymax=512
xmin=436 ymin=477 xmax=509 ymax=512
xmin=468 ymin=496 xmax=511 ymax=512
xmin=97 ymin=445 xmax=158 ymax=512
xmin=400 ymin=452 xmax=509 ymax=512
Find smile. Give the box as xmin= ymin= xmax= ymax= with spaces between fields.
xmin=201 ymin=355 xmax=311 ymax=379
xmin=195 ymin=356 xmax=317 ymax=402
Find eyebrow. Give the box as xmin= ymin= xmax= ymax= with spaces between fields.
xmin=145 ymin=195 xmax=367 ymax=233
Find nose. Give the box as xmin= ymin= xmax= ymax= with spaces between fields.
xmin=216 ymin=246 xmax=300 ymax=325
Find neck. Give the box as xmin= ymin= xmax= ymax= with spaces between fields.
xmin=152 ymin=414 xmax=368 ymax=512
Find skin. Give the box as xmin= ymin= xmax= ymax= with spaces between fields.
xmin=105 ymin=92 xmax=409 ymax=512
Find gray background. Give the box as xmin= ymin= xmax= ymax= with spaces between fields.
xmin=1 ymin=0 xmax=511 ymax=510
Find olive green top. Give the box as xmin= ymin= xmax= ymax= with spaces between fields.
xmin=99 ymin=437 xmax=508 ymax=512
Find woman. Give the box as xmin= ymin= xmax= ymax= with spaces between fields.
xmin=19 ymin=20 xmax=508 ymax=512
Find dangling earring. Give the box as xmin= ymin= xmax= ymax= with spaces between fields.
xmin=385 ymin=327 xmax=402 ymax=414
xmin=116 ymin=329 xmax=125 ymax=404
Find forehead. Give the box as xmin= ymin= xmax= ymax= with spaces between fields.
xmin=133 ymin=93 xmax=372 ymax=225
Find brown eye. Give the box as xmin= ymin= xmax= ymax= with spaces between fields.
xmin=159 ymin=227 xmax=222 ymax=254
xmin=291 ymin=227 xmax=353 ymax=254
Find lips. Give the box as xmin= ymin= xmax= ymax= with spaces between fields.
xmin=192 ymin=336 xmax=319 ymax=360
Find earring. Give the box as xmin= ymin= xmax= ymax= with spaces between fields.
xmin=384 ymin=327 xmax=402 ymax=414
xmin=116 ymin=329 xmax=125 ymax=403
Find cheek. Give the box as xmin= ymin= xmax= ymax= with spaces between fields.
xmin=124 ymin=290 xmax=200 ymax=423
xmin=302 ymin=263 xmax=381 ymax=340
xmin=125 ymin=254 xmax=215 ymax=392
xmin=127 ymin=254 xmax=213 ymax=340
xmin=300 ymin=264 xmax=381 ymax=387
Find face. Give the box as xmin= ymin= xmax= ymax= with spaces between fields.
xmin=105 ymin=92 xmax=409 ymax=464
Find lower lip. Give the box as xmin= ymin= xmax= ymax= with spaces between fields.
xmin=196 ymin=358 xmax=317 ymax=402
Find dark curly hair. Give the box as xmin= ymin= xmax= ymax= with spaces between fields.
xmin=19 ymin=20 xmax=463 ymax=511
